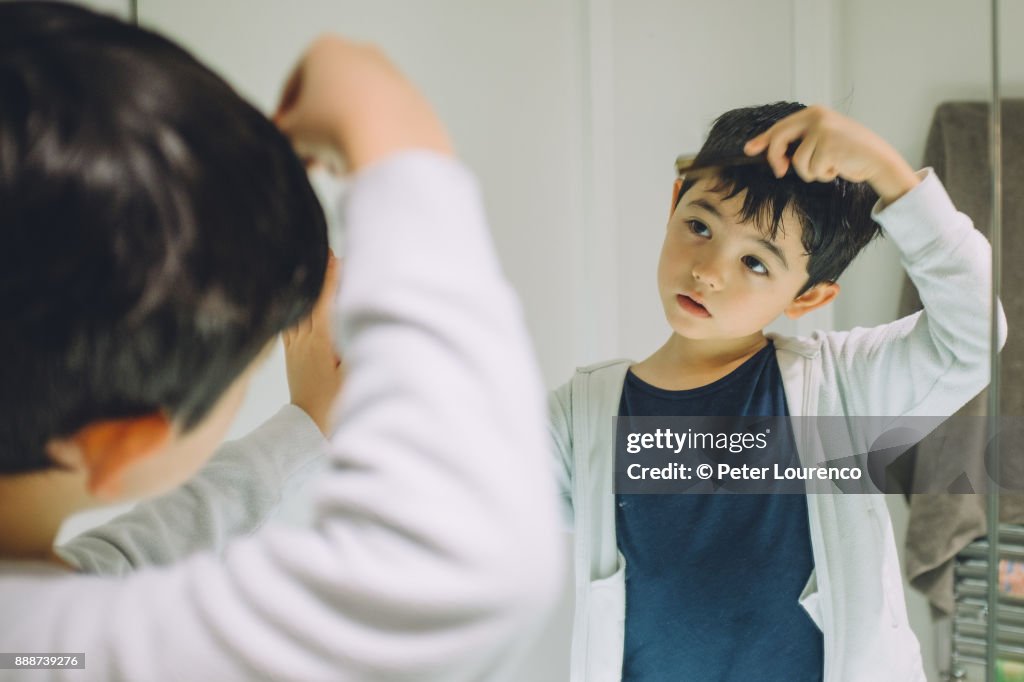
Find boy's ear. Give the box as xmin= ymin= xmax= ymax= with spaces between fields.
xmin=784 ymin=281 xmax=840 ymax=319
xmin=669 ymin=178 xmax=683 ymax=219
xmin=47 ymin=413 xmax=172 ymax=500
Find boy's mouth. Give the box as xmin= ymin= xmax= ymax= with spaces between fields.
xmin=677 ymin=294 xmax=711 ymax=318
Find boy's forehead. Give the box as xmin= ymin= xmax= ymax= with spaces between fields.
xmin=681 ymin=177 xmax=803 ymax=245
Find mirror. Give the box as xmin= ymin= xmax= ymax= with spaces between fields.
xmin=58 ymin=1 xmax=1003 ymax=679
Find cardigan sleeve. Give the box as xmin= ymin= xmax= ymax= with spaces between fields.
xmin=56 ymin=404 xmax=327 ymax=575
xmin=548 ymin=379 xmax=575 ymax=527
xmin=817 ymin=168 xmax=1006 ymax=420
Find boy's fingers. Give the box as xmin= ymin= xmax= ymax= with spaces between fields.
xmin=765 ymin=133 xmax=794 ymax=178
xmin=755 ymin=106 xmax=822 ymax=177
xmin=274 ymin=59 xmax=305 ymax=123
xmin=764 ymin=113 xmax=811 ymax=178
xmin=808 ymin=145 xmax=838 ymax=182
xmin=744 ymin=134 xmax=768 ymax=155
xmin=798 ymin=128 xmax=842 ymax=182
xmin=311 ymin=254 xmax=341 ymax=322
xmin=789 ymin=132 xmax=819 ymax=182
xmin=321 ymin=254 xmax=340 ymax=303
xmin=273 ymin=110 xmax=301 ymax=150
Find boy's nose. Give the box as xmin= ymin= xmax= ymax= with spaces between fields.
xmin=691 ymin=262 xmax=722 ymax=290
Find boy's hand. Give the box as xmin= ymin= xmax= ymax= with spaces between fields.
xmin=284 ymin=253 xmax=344 ymax=437
xmin=273 ymin=35 xmax=452 ymax=172
xmin=743 ymin=105 xmax=920 ymax=205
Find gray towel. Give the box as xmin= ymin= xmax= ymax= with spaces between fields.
xmin=897 ymin=100 xmax=1024 ymax=616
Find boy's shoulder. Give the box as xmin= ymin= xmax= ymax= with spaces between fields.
xmin=767 ymin=314 xmax=931 ymax=363
xmin=551 ymin=359 xmax=631 ymax=410
xmin=765 ymin=331 xmax=825 ymax=359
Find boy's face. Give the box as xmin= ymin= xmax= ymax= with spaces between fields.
xmin=658 ymin=177 xmax=826 ymax=341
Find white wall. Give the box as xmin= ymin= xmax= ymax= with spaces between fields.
xmin=53 ymin=0 xmax=1015 ymax=679
xmin=610 ymin=0 xmax=797 ymax=361
xmin=835 ymin=0 xmax=994 ymax=332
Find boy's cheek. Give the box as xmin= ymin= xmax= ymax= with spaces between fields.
xmin=656 ymin=246 xmax=688 ymax=289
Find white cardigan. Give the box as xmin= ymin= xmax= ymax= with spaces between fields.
xmin=0 ymin=153 xmax=563 ymax=681
xmin=549 ymin=169 xmax=1006 ymax=682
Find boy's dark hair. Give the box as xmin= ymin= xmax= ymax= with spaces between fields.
xmin=0 ymin=2 xmax=328 ymax=473
xmin=677 ymin=101 xmax=881 ymax=295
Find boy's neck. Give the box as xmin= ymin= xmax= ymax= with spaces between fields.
xmin=0 ymin=469 xmax=91 ymax=566
xmin=632 ymin=332 xmax=769 ymax=391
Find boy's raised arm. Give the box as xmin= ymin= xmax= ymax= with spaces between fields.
xmin=0 ymin=38 xmax=562 ymax=681
xmin=56 ymin=404 xmax=327 ymax=574
xmin=829 ymin=168 xmax=1005 ymax=420
xmin=747 ymin=106 xmax=1006 ymax=419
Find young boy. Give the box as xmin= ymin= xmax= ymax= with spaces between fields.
xmin=549 ymin=102 xmax=1004 ymax=681
xmin=0 ymin=3 xmax=561 ymax=680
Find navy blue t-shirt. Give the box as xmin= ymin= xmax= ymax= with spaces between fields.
xmin=617 ymin=341 xmax=824 ymax=681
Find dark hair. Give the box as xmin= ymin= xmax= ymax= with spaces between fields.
xmin=0 ymin=2 xmax=328 ymax=473
xmin=677 ymin=101 xmax=881 ymax=295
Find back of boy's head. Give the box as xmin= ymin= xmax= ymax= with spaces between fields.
xmin=677 ymin=101 xmax=881 ymax=295
xmin=0 ymin=2 xmax=328 ymax=474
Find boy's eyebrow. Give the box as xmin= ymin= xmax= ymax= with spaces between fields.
xmin=687 ymin=197 xmax=790 ymax=270
xmin=749 ymin=236 xmax=789 ymax=270
xmin=688 ymin=198 xmax=722 ymax=219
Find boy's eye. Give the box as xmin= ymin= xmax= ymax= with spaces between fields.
xmin=742 ymin=255 xmax=768 ymax=276
xmin=687 ymin=219 xmax=710 ymax=237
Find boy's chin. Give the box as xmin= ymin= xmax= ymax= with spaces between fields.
xmin=665 ymin=320 xmax=719 ymax=341
xmin=665 ymin=317 xmax=763 ymax=343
